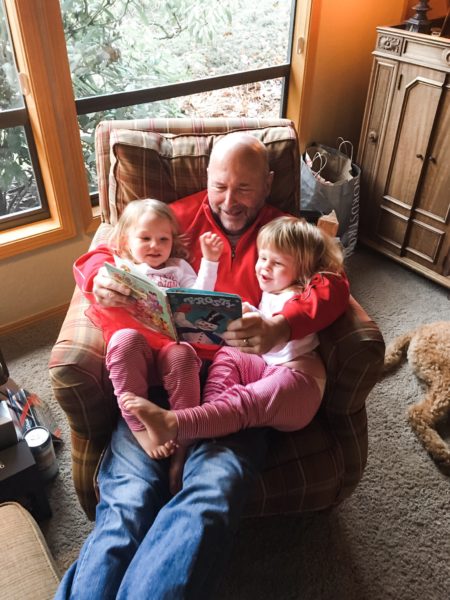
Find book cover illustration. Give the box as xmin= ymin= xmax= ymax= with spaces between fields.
xmin=105 ymin=262 xmax=178 ymax=339
xmin=105 ymin=262 xmax=242 ymax=345
xmin=168 ymin=289 xmax=242 ymax=345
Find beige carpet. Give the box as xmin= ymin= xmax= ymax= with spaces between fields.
xmin=1 ymin=246 xmax=449 ymax=600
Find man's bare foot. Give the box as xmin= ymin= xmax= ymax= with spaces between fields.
xmin=169 ymin=446 xmax=188 ymax=495
xmin=121 ymin=393 xmax=178 ymax=459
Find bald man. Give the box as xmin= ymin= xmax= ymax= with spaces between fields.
xmin=56 ymin=132 xmax=349 ymax=600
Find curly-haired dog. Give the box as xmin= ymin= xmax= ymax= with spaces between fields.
xmin=383 ymin=321 xmax=450 ymax=472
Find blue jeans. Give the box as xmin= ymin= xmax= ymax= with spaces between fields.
xmin=55 ymin=418 xmax=269 ymax=599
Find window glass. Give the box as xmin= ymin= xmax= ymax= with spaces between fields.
xmin=0 ymin=3 xmax=46 ymax=226
xmin=62 ymin=0 xmax=291 ymax=99
xmin=0 ymin=126 xmax=41 ymax=221
xmin=80 ymin=78 xmax=283 ymax=194
xmin=0 ymin=5 xmax=22 ymax=111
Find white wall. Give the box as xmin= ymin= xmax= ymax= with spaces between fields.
xmin=287 ymin=0 xmax=410 ymax=152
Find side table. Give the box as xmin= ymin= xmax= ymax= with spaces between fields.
xmin=0 ymin=440 xmax=52 ymax=521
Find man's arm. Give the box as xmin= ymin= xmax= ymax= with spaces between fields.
xmin=223 ymin=273 xmax=350 ymax=355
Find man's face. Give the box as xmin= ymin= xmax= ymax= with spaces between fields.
xmin=207 ymin=145 xmax=273 ymax=235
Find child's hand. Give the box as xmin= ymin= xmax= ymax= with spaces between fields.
xmin=200 ymin=231 xmax=224 ymax=262
xmin=242 ymin=302 xmax=254 ymax=314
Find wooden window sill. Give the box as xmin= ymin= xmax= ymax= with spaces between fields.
xmin=0 ymin=214 xmax=77 ymax=259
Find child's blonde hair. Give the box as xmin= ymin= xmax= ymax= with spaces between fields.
xmin=257 ymin=216 xmax=344 ymax=288
xmin=109 ymin=199 xmax=189 ymax=262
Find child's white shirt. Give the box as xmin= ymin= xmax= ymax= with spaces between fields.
xmin=113 ymin=256 xmax=219 ymax=291
xmin=255 ymin=290 xmax=319 ymax=365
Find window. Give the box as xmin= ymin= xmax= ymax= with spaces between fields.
xmin=0 ymin=2 xmax=49 ymax=231
xmin=0 ymin=0 xmax=79 ymax=258
xmin=61 ymin=0 xmax=296 ymax=198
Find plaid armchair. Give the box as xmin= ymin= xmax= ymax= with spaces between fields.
xmin=49 ymin=117 xmax=385 ymax=521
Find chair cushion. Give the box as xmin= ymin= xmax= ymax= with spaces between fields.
xmin=0 ymin=502 xmax=60 ymax=599
xmin=108 ymin=126 xmax=299 ymax=224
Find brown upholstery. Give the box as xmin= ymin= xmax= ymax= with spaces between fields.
xmin=49 ymin=117 xmax=385 ymax=521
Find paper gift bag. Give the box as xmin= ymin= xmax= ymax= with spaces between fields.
xmin=301 ymin=138 xmax=360 ymax=256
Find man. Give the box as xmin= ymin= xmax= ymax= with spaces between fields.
xmin=55 ymin=133 xmax=349 ymax=599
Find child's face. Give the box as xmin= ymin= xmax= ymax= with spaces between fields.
xmin=255 ymin=245 xmax=297 ymax=293
xmin=127 ymin=212 xmax=173 ymax=268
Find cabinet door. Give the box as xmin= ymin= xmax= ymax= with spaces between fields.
xmin=372 ymin=63 xmax=446 ymax=254
xmin=403 ymin=84 xmax=450 ymax=276
xmin=358 ymin=57 xmax=398 ymax=234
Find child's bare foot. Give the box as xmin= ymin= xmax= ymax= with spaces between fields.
xmin=121 ymin=393 xmax=178 ymax=459
xmin=169 ymin=446 xmax=188 ymax=495
xmin=130 ymin=429 xmax=176 ymax=459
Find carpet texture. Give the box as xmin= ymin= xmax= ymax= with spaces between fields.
xmin=1 ymin=246 xmax=449 ymax=600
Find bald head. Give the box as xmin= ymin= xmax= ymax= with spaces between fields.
xmin=209 ymin=132 xmax=270 ymax=176
xmin=207 ymin=132 xmax=274 ymax=235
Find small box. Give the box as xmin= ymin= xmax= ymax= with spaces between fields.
xmin=0 ymin=440 xmax=51 ymax=521
xmin=0 ymin=400 xmax=18 ymax=450
xmin=317 ymin=210 xmax=339 ymax=237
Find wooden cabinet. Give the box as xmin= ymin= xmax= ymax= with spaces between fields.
xmin=357 ymin=25 xmax=450 ymax=288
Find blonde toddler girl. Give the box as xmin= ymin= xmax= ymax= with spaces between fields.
xmin=80 ymin=198 xmax=223 ymax=491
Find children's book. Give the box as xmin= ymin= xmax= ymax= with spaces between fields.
xmin=105 ymin=262 xmax=242 ymax=345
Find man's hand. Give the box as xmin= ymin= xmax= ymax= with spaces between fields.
xmin=93 ymin=266 xmax=133 ymax=307
xmin=222 ymin=312 xmax=290 ymax=355
xmin=200 ymin=231 xmax=224 ymax=262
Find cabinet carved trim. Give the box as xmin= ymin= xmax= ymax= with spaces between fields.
xmin=378 ymin=35 xmax=403 ymax=54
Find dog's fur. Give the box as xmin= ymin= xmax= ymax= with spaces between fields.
xmin=383 ymin=321 xmax=450 ymax=472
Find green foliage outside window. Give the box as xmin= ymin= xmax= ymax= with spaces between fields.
xmin=0 ymin=7 xmax=39 ymax=220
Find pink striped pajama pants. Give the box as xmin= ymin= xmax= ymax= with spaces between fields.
xmin=106 ymin=329 xmax=201 ymax=431
xmin=175 ymin=346 xmax=323 ymax=443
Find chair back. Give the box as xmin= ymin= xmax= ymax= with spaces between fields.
xmin=95 ymin=117 xmax=300 ymax=226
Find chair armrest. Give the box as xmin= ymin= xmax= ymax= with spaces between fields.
xmin=317 ymin=296 xmax=385 ymax=503
xmin=49 ymin=286 xmax=117 ymax=519
xmin=49 ymin=287 xmax=117 ymax=438
xmin=318 ymin=296 xmax=385 ymax=417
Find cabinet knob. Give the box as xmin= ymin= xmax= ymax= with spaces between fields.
xmin=368 ymin=130 xmax=378 ymax=143
xmin=416 ymin=153 xmax=424 ymax=160
xmin=428 ymin=156 xmax=436 ymax=164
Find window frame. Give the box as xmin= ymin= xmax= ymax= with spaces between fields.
xmin=0 ymin=105 xmax=51 ymax=230
xmin=0 ymin=0 xmax=92 ymax=259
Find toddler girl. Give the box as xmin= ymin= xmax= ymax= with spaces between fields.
xmin=121 ymin=216 xmax=346 ymax=454
xmin=81 ymin=198 xmax=223 ymax=490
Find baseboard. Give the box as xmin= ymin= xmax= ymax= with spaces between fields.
xmin=0 ymin=304 xmax=69 ymax=336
